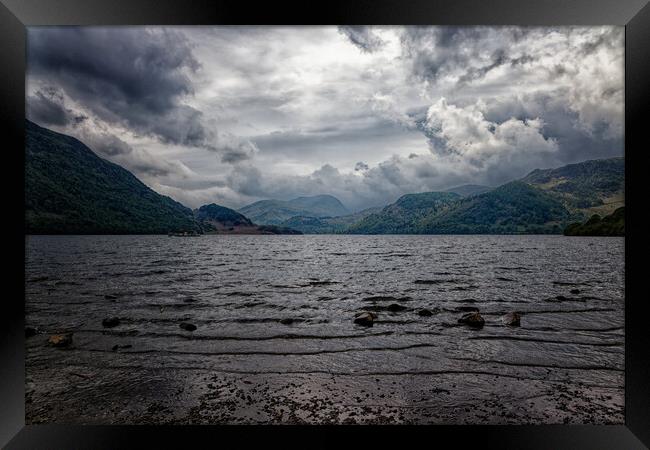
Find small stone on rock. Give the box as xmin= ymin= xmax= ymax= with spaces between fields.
xmin=48 ymin=333 xmax=73 ymax=347
xmin=458 ymin=311 xmax=485 ymax=328
xmin=503 ymin=312 xmax=521 ymax=326
xmin=354 ymin=311 xmax=377 ymax=327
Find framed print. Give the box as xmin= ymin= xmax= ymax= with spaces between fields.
xmin=1 ymin=0 xmax=649 ymax=448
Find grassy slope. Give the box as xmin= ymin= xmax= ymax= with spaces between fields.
xmin=564 ymin=207 xmax=625 ymax=236
xmin=25 ymin=120 xmax=199 ymax=234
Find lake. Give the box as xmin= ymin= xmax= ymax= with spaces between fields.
xmin=25 ymin=234 xmax=625 ymax=424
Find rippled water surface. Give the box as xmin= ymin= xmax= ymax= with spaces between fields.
xmin=25 ymin=235 xmax=625 ymax=424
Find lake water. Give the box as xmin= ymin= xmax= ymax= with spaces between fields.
xmin=25 ymin=235 xmax=625 ymax=424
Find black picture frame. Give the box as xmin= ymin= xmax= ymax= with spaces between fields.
xmin=1 ymin=0 xmax=648 ymax=448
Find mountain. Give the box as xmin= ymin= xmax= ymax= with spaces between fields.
xmin=347 ymin=192 xmax=461 ymax=234
xmin=239 ymin=195 xmax=349 ymax=225
xmin=280 ymin=207 xmax=382 ymax=234
xmin=444 ymin=184 xmax=492 ymax=197
xmin=348 ymin=182 xmax=572 ymax=234
xmin=194 ymin=204 xmax=253 ymax=230
xmin=345 ymin=157 xmax=622 ymax=235
xmin=25 ymin=120 xmax=623 ymax=237
xmin=25 ymin=120 xmax=199 ymax=234
xmin=521 ymin=157 xmax=624 ymax=218
xmin=418 ymin=181 xmax=572 ymax=234
xmin=564 ymin=207 xmax=624 ymax=236
xmin=194 ymin=203 xmax=301 ymax=235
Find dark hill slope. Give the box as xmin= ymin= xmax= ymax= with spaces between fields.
xmin=564 ymin=207 xmax=625 ymax=236
xmin=194 ymin=203 xmax=301 ymax=235
xmin=521 ymin=157 xmax=624 ymax=216
xmin=347 ymin=192 xmax=461 ymax=234
xmin=280 ymin=207 xmax=382 ymax=234
xmin=420 ymin=181 xmax=572 ymax=234
xmin=25 ymin=120 xmax=199 ymax=234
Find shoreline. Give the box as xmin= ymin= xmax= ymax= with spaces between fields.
xmin=26 ymin=367 xmax=624 ymax=425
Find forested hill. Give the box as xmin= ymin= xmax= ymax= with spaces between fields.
xmin=25 ymin=120 xmax=199 ymax=234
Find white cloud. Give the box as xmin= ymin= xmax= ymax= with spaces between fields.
xmin=424 ymin=98 xmax=558 ymax=164
xmin=27 ymin=25 xmax=624 ymax=211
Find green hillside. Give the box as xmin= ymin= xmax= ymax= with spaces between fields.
xmin=347 ymin=192 xmax=461 ymax=234
xmin=344 ymin=157 xmax=622 ymax=235
xmin=195 ymin=204 xmax=253 ymax=228
xmin=521 ymin=157 xmax=624 ymax=217
xmin=419 ymin=181 xmax=573 ymax=234
xmin=194 ymin=203 xmax=301 ymax=234
xmin=24 ymin=120 xmax=624 ymax=237
xmin=445 ymin=184 xmax=492 ymax=197
xmin=280 ymin=207 xmax=381 ymax=234
xmin=25 ymin=120 xmax=199 ymax=234
xmin=564 ymin=207 xmax=625 ymax=236
xmin=239 ymin=195 xmax=349 ymax=225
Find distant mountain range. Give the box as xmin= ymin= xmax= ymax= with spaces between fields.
xmin=238 ymin=195 xmax=349 ymax=225
xmin=24 ymin=121 xmax=624 ymax=236
xmin=281 ymin=158 xmax=624 ymax=235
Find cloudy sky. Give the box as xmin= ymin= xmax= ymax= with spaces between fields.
xmin=26 ymin=26 xmax=624 ymax=211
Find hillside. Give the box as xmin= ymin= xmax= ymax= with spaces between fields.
xmin=25 ymin=120 xmax=199 ymax=234
xmin=521 ymin=157 xmax=624 ymax=218
xmin=345 ymin=157 xmax=622 ymax=235
xmin=239 ymin=195 xmax=349 ymax=225
xmin=347 ymin=182 xmax=572 ymax=234
xmin=24 ymin=120 xmax=624 ymax=237
xmin=194 ymin=203 xmax=301 ymax=235
xmin=347 ymin=192 xmax=461 ymax=234
xmin=280 ymin=207 xmax=382 ymax=234
xmin=419 ymin=181 xmax=573 ymax=234
xmin=445 ymin=184 xmax=492 ymax=197
xmin=564 ymin=207 xmax=625 ymax=236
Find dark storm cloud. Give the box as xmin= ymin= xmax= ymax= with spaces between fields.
xmin=27 ymin=87 xmax=87 ymax=127
xmin=73 ymin=127 xmax=190 ymax=178
xmin=354 ymin=162 xmax=369 ymax=172
xmin=219 ymin=140 xmax=258 ymax=164
xmin=579 ymin=27 xmax=622 ymax=55
xmin=338 ymin=26 xmax=385 ymax=52
xmin=399 ymin=26 xmax=538 ymax=85
xmin=483 ymin=91 xmax=623 ymax=165
xmin=400 ymin=26 xmax=472 ymax=82
xmin=27 ymin=27 xmax=215 ymax=149
xmin=82 ymin=132 xmax=134 ymax=157
xmin=457 ymin=51 xmax=535 ymax=85
xmin=24 ymin=26 xmax=623 ymax=211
